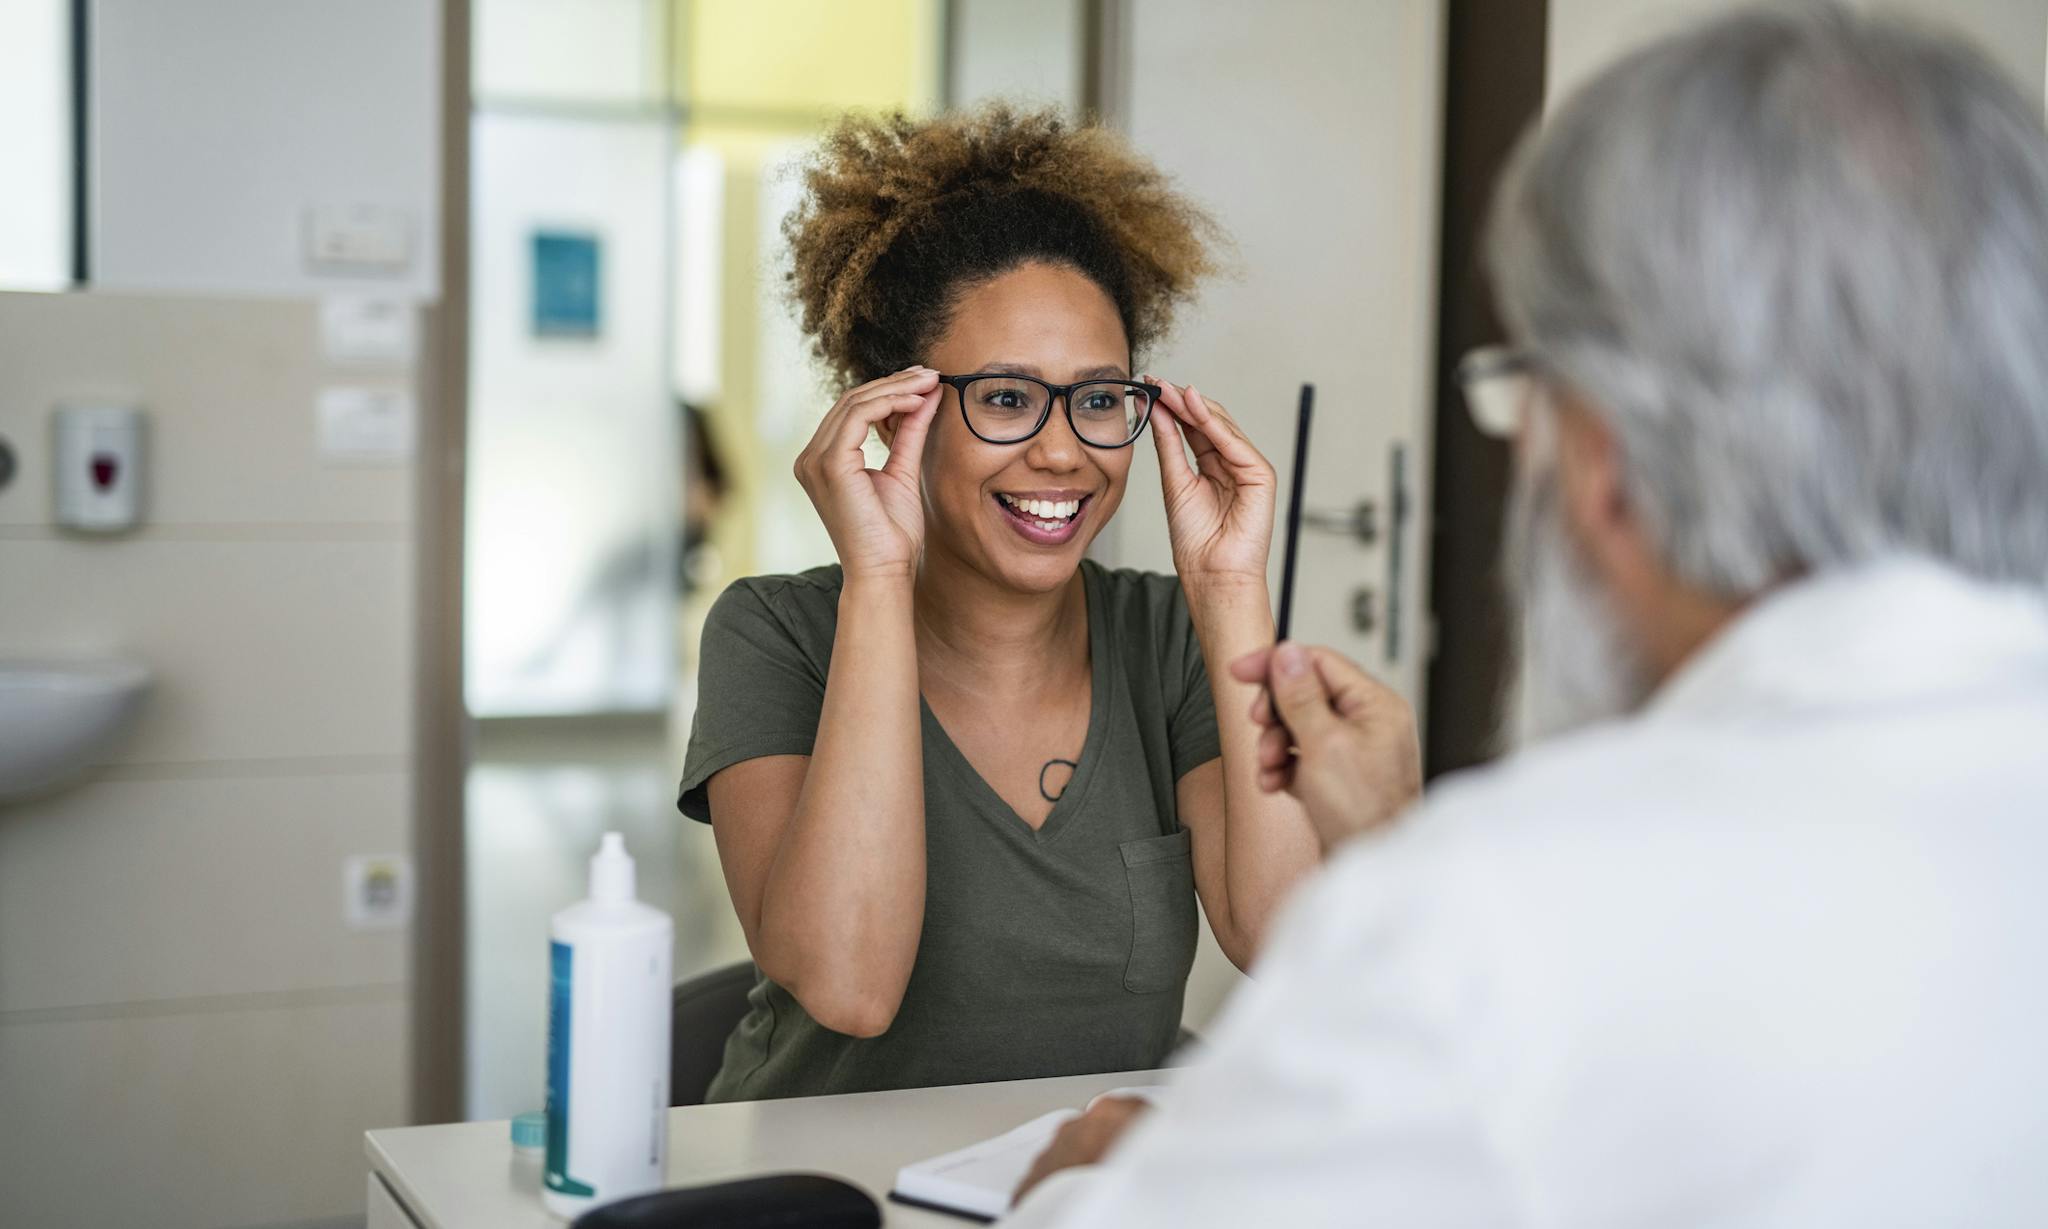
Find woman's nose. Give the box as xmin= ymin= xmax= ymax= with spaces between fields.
xmin=1024 ymin=398 xmax=1087 ymax=470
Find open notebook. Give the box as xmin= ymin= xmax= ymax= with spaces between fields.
xmin=889 ymin=1086 xmax=1169 ymax=1223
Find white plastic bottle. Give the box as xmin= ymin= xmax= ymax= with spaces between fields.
xmin=543 ymin=832 xmax=674 ymax=1219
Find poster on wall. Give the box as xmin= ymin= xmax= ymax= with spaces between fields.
xmin=531 ymin=230 xmax=602 ymax=338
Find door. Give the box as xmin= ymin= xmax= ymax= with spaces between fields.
xmin=1107 ymin=0 xmax=1445 ymax=709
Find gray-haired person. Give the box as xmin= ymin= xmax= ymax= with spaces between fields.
xmin=1004 ymin=5 xmax=2048 ymax=1225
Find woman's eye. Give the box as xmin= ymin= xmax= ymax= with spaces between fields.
xmin=1080 ymin=393 xmax=1118 ymax=412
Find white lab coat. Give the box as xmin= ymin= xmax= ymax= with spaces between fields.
xmin=1007 ymin=557 xmax=2048 ymax=1228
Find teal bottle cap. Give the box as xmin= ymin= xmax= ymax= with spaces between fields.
xmin=510 ymin=1111 xmax=547 ymax=1153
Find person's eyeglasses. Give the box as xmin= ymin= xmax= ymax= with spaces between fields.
xmin=936 ymin=373 xmax=1160 ymax=448
xmin=1455 ymin=346 xmax=1542 ymax=439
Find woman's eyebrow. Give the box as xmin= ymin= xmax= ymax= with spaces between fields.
xmin=977 ymin=361 xmax=1132 ymax=380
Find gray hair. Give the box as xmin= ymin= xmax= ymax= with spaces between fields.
xmin=1485 ymin=2 xmax=2048 ymax=596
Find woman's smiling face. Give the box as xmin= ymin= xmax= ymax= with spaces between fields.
xmin=913 ymin=260 xmax=1138 ymax=594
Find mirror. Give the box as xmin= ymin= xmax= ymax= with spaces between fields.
xmin=0 ymin=0 xmax=440 ymax=302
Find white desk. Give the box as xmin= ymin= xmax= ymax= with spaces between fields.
xmin=364 ymin=1069 xmax=1161 ymax=1228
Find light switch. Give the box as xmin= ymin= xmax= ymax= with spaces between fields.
xmin=320 ymin=295 xmax=418 ymax=366
xmin=305 ymin=204 xmax=414 ymax=274
xmin=318 ymin=386 xmax=415 ymax=462
xmin=54 ymin=404 xmax=145 ymax=533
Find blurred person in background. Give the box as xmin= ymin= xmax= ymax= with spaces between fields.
xmin=676 ymin=107 xmax=1412 ymax=1101
xmin=1007 ymin=5 xmax=2048 ymax=1224
xmin=680 ymin=400 xmax=733 ymax=596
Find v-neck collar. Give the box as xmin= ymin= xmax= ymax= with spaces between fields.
xmin=918 ymin=561 xmax=1114 ymax=845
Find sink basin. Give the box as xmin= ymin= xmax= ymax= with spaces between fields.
xmin=0 ymin=659 xmax=151 ymax=802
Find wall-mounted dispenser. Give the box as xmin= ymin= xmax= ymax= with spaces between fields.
xmin=54 ymin=404 xmax=146 ymax=533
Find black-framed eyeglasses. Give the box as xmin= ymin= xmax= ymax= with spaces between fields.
xmin=937 ymin=372 xmax=1161 ymax=448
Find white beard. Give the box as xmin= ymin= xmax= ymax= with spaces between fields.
xmin=1499 ymin=457 xmax=1653 ymax=750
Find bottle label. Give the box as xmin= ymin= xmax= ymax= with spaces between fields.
xmin=544 ymin=940 xmax=595 ymax=1196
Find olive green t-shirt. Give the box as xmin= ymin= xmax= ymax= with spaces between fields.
xmin=678 ymin=559 xmax=1221 ymax=1101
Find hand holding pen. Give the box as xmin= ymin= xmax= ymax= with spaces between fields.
xmin=1229 ymin=383 xmax=1422 ymax=850
xmin=1228 ymin=642 xmax=1420 ymax=850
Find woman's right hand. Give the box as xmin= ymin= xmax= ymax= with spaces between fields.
xmin=793 ymin=366 xmax=942 ymax=583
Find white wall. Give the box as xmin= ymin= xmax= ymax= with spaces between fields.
xmin=90 ymin=0 xmax=441 ymax=300
xmin=948 ymin=0 xmax=1086 ymax=110
xmin=0 ymin=0 xmax=71 ymax=291
xmin=1548 ymin=0 xmax=2048 ymax=108
xmin=0 ymin=291 xmax=420 ymax=1226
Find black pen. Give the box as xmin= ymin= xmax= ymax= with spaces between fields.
xmin=1276 ymin=384 xmax=1314 ymax=642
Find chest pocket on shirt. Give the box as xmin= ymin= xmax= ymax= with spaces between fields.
xmin=1119 ymin=827 xmax=1198 ymax=994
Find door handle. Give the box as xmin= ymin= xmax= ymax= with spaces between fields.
xmin=1299 ymin=500 xmax=1378 ymax=546
xmin=1350 ymin=586 xmax=1377 ymax=634
xmin=1385 ymin=443 xmax=1410 ymax=665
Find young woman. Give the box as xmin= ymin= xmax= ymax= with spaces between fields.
xmin=678 ymin=106 xmax=1323 ymax=1101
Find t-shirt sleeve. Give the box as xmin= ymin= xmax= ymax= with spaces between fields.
xmin=1163 ymin=581 xmax=1223 ymax=781
xmin=677 ymin=578 xmax=828 ymax=823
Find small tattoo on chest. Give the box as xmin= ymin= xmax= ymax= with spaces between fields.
xmin=1038 ymin=758 xmax=1079 ymax=803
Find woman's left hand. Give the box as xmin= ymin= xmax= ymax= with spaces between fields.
xmin=1147 ymin=379 xmax=1277 ymax=595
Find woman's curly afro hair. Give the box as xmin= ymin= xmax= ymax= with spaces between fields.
xmin=785 ymin=104 xmax=1222 ymax=389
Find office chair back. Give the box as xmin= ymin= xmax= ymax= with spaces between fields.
xmin=669 ymin=959 xmax=758 ymax=1107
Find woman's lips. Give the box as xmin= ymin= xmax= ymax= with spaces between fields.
xmin=994 ymin=493 xmax=1091 ymax=546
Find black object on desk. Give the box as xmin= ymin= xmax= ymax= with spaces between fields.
xmin=572 ymin=1174 xmax=881 ymax=1229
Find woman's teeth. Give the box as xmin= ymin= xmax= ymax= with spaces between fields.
xmin=998 ymin=494 xmax=1082 ymax=528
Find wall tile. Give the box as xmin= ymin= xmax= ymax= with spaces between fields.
xmin=0 ymin=993 xmax=407 ymax=1228
xmin=0 ymin=289 xmax=416 ymax=531
xmin=0 ymin=537 xmax=413 ymax=765
xmin=0 ymin=771 xmax=410 ymax=1015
